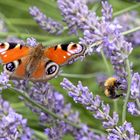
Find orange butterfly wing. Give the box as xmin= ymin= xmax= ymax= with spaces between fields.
xmin=44 ymin=43 xmax=86 ymax=65
xmin=1 ymin=43 xmax=60 ymax=82
xmin=1 ymin=42 xmax=85 ymax=81
xmin=9 ymin=57 xmax=59 ymax=82
xmin=0 ymin=42 xmax=30 ymax=64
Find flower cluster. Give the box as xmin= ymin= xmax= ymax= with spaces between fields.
xmin=115 ymin=11 xmax=140 ymax=46
xmin=108 ymin=121 xmax=140 ymax=140
xmin=13 ymin=81 xmax=106 ymax=139
xmin=61 ymin=78 xmax=119 ymax=129
xmin=127 ymin=73 xmax=140 ymax=116
xmin=0 ymin=0 xmax=140 ymax=139
xmin=26 ymin=37 xmax=38 ymax=47
xmin=61 ymin=78 xmax=140 ymax=140
xmin=57 ymin=0 xmax=98 ymax=34
xmin=83 ymin=2 xmax=133 ymax=87
xmin=0 ymin=72 xmax=11 ymax=92
xmin=0 ymin=95 xmax=34 ymax=140
xmin=58 ymin=0 xmax=133 ymax=88
xmin=130 ymin=73 xmax=140 ymax=100
xmin=29 ymin=6 xmax=64 ymax=35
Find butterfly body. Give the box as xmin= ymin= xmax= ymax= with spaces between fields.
xmin=0 ymin=42 xmax=86 ymax=81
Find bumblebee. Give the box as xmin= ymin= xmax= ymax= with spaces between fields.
xmin=104 ymin=77 xmax=123 ymax=99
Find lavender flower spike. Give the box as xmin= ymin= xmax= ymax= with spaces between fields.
xmin=101 ymin=1 xmax=113 ymax=21
xmin=61 ymin=78 xmax=119 ymax=129
xmin=130 ymin=72 xmax=140 ymax=99
xmin=0 ymin=95 xmax=34 ymax=139
xmin=127 ymin=73 xmax=140 ymax=116
xmin=127 ymin=102 xmax=140 ymax=116
xmin=0 ymin=72 xmax=11 ymax=92
xmin=29 ymin=6 xmax=64 ymax=34
xmin=26 ymin=37 xmax=38 ymax=47
xmin=14 ymin=81 xmax=106 ymax=139
xmin=57 ymin=0 xmax=96 ymax=34
xmin=108 ymin=121 xmax=140 ymax=140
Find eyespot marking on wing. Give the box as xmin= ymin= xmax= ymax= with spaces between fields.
xmin=3 ymin=60 xmax=21 ymax=74
xmin=45 ymin=61 xmax=59 ymax=76
xmin=0 ymin=42 xmax=10 ymax=52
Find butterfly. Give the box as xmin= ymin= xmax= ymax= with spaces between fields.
xmin=0 ymin=42 xmax=86 ymax=81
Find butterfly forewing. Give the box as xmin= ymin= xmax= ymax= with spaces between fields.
xmin=0 ymin=43 xmax=30 ymax=64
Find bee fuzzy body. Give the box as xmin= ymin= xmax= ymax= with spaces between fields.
xmin=104 ymin=77 xmax=123 ymax=99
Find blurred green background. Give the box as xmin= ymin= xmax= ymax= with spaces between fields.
xmin=0 ymin=0 xmax=140 ymax=139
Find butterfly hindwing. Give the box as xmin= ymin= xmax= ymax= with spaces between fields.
xmin=30 ymin=59 xmax=59 ymax=81
xmin=3 ymin=56 xmax=60 ymax=82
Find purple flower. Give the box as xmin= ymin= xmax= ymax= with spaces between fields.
xmin=0 ymin=72 xmax=11 ymax=92
xmin=130 ymin=73 xmax=140 ymax=99
xmin=79 ymin=1 xmax=119 ymax=47
xmin=79 ymin=2 xmax=133 ymax=89
xmin=74 ymin=124 xmax=107 ymax=140
xmin=6 ymin=37 xmax=25 ymax=45
xmin=101 ymin=1 xmax=113 ymax=21
xmin=0 ymin=95 xmax=34 ymax=139
xmin=45 ymin=121 xmax=73 ymax=140
xmin=14 ymin=81 xmax=106 ymax=139
xmin=26 ymin=37 xmax=38 ymax=47
xmin=126 ymin=73 xmax=140 ymax=116
xmin=108 ymin=121 xmax=140 ymax=140
xmin=127 ymin=102 xmax=140 ymax=116
xmin=29 ymin=6 xmax=64 ymax=34
xmin=61 ymin=78 xmax=119 ymax=129
xmin=115 ymin=11 xmax=140 ymax=46
xmin=57 ymin=0 xmax=97 ymax=34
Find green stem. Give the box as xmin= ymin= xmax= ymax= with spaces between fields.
xmin=9 ymin=87 xmax=106 ymax=135
xmin=42 ymin=36 xmax=78 ymax=46
xmin=100 ymin=49 xmax=111 ymax=75
xmin=11 ymin=102 xmax=24 ymax=109
xmin=0 ymin=0 xmax=29 ymax=11
xmin=0 ymin=31 xmax=77 ymax=43
xmin=122 ymin=26 xmax=140 ymax=36
xmin=136 ymin=99 xmax=140 ymax=110
xmin=91 ymin=0 xmax=100 ymax=11
xmin=8 ymin=18 xmax=37 ymax=26
xmin=113 ymin=100 xmax=118 ymax=113
xmin=60 ymin=73 xmax=97 ymax=79
xmin=122 ymin=59 xmax=131 ymax=123
xmin=113 ymin=3 xmax=140 ymax=17
xmin=33 ymin=130 xmax=48 ymax=139
xmin=0 ymin=32 xmax=48 ymax=40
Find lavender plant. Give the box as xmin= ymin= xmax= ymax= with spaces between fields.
xmin=29 ymin=6 xmax=64 ymax=35
xmin=0 ymin=74 xmax=34 ymax=140
xmin=127 ymin=73 xmax=140 ymax=116
xmin=0 ymin=0 xmax=140 ymax=140
xmin=0 ymin=72 xmax=11 ymax=92
xmin=13 ymin=81 xmax=106 ymax=140
xmin=61 ymin=78 xmax=140 ymax=140
xmin=115 ymin=11 xmax=140 ymax=46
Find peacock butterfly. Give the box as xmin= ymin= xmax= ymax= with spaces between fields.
xmin=0 ymin=42 xmax=86 ymax=81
